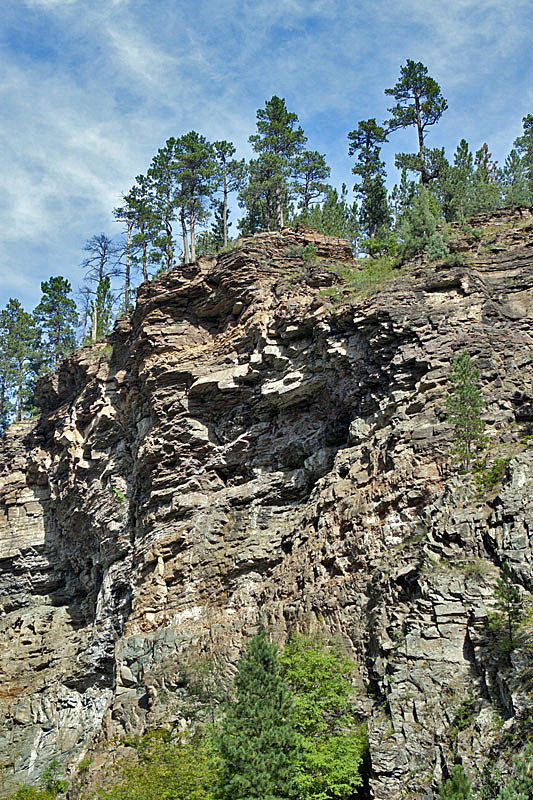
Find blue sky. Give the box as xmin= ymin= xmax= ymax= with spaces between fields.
xmin=2 ymin=0 xmax=533 ymax=312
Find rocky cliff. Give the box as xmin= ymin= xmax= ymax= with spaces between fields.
xmin=1 ymin=213 xmax=533 ymax=798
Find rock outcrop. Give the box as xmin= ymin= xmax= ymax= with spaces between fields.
xmin=1 ymin=213 xmax=533 ymax=798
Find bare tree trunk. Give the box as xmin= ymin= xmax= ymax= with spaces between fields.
xmin=275 ymin=187 xmax=284 ymax=229
xmin=125 ymin=221 xmax=132 ymax=312
xmin=16 ymin=361 xmax=22 ymax=422
xmin=223 ymin=173 xmax=228 ymax=247
xmin=415 ymin=95 xmax=428 ymax=186
xmin=181 ymin=208 xmax=189 ymax=264
xmin=142 ymin=237 xmax=148 ymax=282
xmin=190 ymin=196 xmax=196 ymax=262
xmin=91 ymin=301 xmax=97 ymax=343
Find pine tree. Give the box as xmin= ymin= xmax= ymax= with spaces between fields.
xmin=500 ymin=149 xmax=529 ymax=208
xmin=216 ymin=630 xmax=299 ymax=800
xmin=348 ymin=119 xmax=391 ymax=239
xmin=398 ymin=184 xmax=436 ymax=257
xmin=175 ymin=132 xmax=217 ymax=262
xmin=385 ymin=59 xmax=448 ymax=186
xmin=493 ymin=566 xmax=522 ymax=652
xmin=95 ymin=277 xmax=114 ymax=341
xmin=213 ymin=141 xmax=246 ymax=247
xmin=471 ymin=144 xmax=501 ymax=213
xmin=147 ymin=141 xmax=179 ymax=270
xmin=439 ymin=764 xmax=472 ymax=800
xmin=514 ymin=114 xmax=533 ymax=201
xmin=445 ymin=350 xmax=486 ymax=470
xmin=81 ymin=233 xmax=117 ymax=342
xmin=2 ymin=299 xmax=40 ymax=423
xmin=248 ymin=96 xmax=306 ymax=228
xmin=33 ymin=277 xmax=78 ymax=370
xmin=292 ymin=150 xmax=330 ymax=213
xmin=497 ymin=743 xmax=533 ymax=800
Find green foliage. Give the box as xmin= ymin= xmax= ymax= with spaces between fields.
xmin=426 ymin=231 xmax=450 ymax=261
xmin=98 ymin=730 xmax=217 ymax=800
xmin=244 ymin=96 xmax=307 ymax=230
xmin=8 ymin=760 xmax=68 ymax=800
xmin=491 ymin=566 xmax=523 ymax=653
xmin=292 ymin=185 xmax=359 ymax=250
xmin=279 ymin=633 xmax=367 ymax=800
xmin=0 ymin=298 xmax=41 ymax=426
xmin=473 ymin=457 xmax=510 ymax=494
xmin=33 ymin=277 xmax=78 ymax=371
xmin=293 ymin=150 xmax=330 ymax=212
xmin=95 ymin=277 xmax=114 ymax=341
xmin=450 ymin=696 xmax=476 ymax=736
xmin=496 ymin=743 xmax=533 ymax=800
xmin=348 ymin=118 xmax=391 ymax=239
xmin=398 ymin=185 xmax=437 ymax=257
xmin=439 ymin=764 xmax=472 ymax=800
xmin=216 ymin=630 xmax=299 ymax=800
xmin=445 ymin=350 xmax=486 ymax=470
xmin=385 ymin=59 xmax=448 ymax=187
xmin=513 ymin=114 xmax=533 ymax=202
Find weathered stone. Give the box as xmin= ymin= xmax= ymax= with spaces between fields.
xmin=1 ymin=215 xmax=533 ymax=798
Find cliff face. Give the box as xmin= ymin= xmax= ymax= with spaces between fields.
xmin=1 ymin=214 xmax=533 ymax=798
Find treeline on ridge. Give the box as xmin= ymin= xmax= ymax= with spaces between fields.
xmin=2 ymin=59 xmax=533 ymax=433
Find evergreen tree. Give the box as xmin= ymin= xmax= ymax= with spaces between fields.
xmin=2 ymin=299 xmax=40 ymax=423
xmin=439 ymin=764 xmax=472 ymax=800
xmin=500 ymin=149 xmax=529 ymax=208
xmin=175 ymin=131 xmax=217 ymax=262
xmin=292 ymin=150 xmax=330 ymax=213
xmin=33 ymin=277 xmax=78 ymax=370
xmin=213 ymin=141 xmax=246 ymax=247
xmin=445 ymin=350 xmax=486 ymax=470
xmin=471 ymin=143 xmax=501 ymax=214
xmin=398 ymin=184 xmax=436 ymax=257
xmin=293 ymin=185 xmax=359 ymax=250
xmin=118 ymin=175 xmax=154 ymax=283
xmin=443 ymin=139 xmax=475 ymax=220
xmin=389 ymin=168 xmax=416 ymax=228
xmin=216 ymin=630 xmax=299 ymax=800
xmin=239 ymin=153 xmax=279 ymax=233
xmin=385 ymin=59 xmax=448 ymax=187
xmin=0 ymin=308 xmax=15 ymax=434
xmin=497 ymin=743 xmax=533 ymax=800
xmin=348 ymin=119 xmax=391 ymax=239
xmin=94 ymin=277 xmax=114 ymax=341
xmin=248 ymin=96 xmax=306 ymax=228
xmin=147 ymin=140 xmax=179 ymax=270
xmin=493 ymin=566 xmax=522 ymax=652
xmin=514 ymin=114 xmax=533 ymax=201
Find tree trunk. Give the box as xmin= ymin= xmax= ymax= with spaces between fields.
xmin=125 ymin=221 xmax=132 ymax=312
xmin=275 ymin=186 xmax=284 ymax=229
xmin=16 ymin=361 xmax=22 ymax=422
xmin=223 ymin=172 xmax=228 ymax=248
xmin=190 ymin=195 xmax=196 ymax=262
xmin=91 ymin=300 xmax=97 ymax=343
xmin=415 ymin=95 xmax=428 ymax=186
xmin=181 ymin=208 xmax=189 ymax=264
xmin=142 ymin=237 xmax=148 ymax=283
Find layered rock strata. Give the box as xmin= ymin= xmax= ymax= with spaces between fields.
xmin=1 ymin=213 xmax=533 ymax=798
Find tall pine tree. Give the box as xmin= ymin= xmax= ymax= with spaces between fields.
xmin=216 ymin=630 xmax=299 ymax=800
xmin=33 ymin=277 xmax=78 ymax=370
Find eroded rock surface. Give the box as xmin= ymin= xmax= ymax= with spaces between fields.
xmin=1 ymin=215 xmax=533 ymax=798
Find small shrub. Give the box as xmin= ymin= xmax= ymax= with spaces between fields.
xmin=302 ymin=243 xmax=318 ymax=264
xmin=112 ymin=487 xmax=127 ymax=504
xmin=473 ymin=458 xmax=509 ymax=494
xmin=450 ymin=696 xmax=476 ymax=735
xmin=426 ymin=231 xmax=450 ymax=262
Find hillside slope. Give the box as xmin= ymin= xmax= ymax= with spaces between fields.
xmin=1 ymin=212 xmax=532 ymax=798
